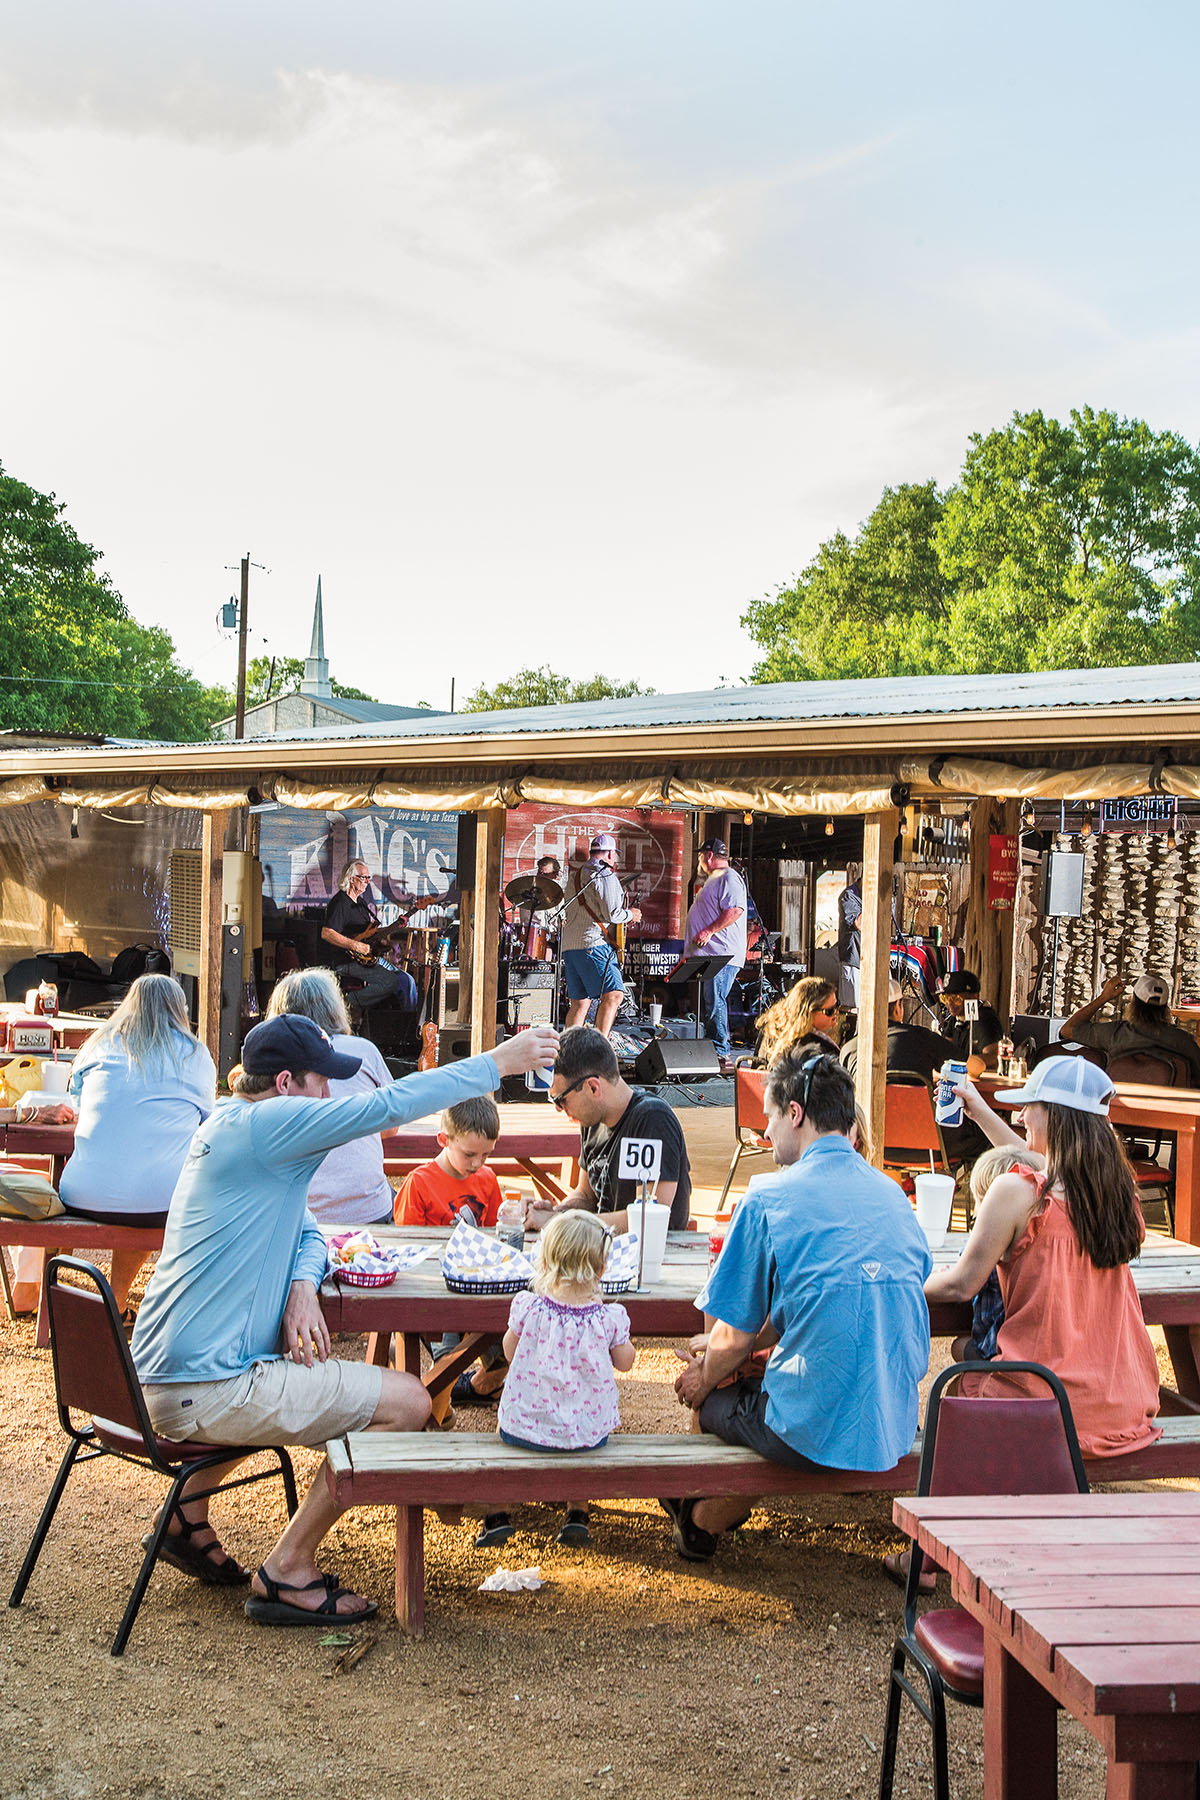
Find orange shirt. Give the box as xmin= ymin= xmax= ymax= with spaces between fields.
xmin=963 ymin=1174 xmax=1161 ymax=1458
xmin=394 ymin=1159 xmax=503 ymax=1230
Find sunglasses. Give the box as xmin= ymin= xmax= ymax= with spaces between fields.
xmin=551 ymin=1074 xmax=591 ymax=1111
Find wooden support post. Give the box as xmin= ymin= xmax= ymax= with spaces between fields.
xmin=469 ymin=808 xmax=505 ymax=1056
xmin=855 ymin=808 xmax=898 ymax=1167
xmin=964 ymin=797 xmax=1020 ymax=1019
xmin=198 ymin=809 xmax=228 ymax=1066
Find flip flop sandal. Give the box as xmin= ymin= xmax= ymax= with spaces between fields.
xmin=143 ymin=1504 xmax=250 ymax=1587
xmin=557 ymin=1509 xmax=592 ymax=1547
xmin=244 ymin=1567 xmax=379 ymax=1627
xmin=659 ymin=1497 xmax=717 ymax=1563
xmin=883 ymin=1550 xmax=936 ymax=1594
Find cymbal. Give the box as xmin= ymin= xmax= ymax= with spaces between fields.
xmin=505 ymin=874 xmax=563 ymax=910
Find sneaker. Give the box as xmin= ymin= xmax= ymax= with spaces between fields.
xmin=474 ymin=1513 xmax=514 ymax=1548
xmin=451 ymin=1371 xmax=497 ymax=1407
xmin=424 ymin=1406 xmax=456 ymax=1431
xmin=557 ymin=1508 xmax=592 ymax=1547
xmin=659 ymin=1496 xmax=718 ymax=1562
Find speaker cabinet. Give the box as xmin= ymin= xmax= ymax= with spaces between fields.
xmin=633 ymin=1037 xmax=721 ymax=1082
xmin=438 ymin=1026 xmax=474 ymax=1064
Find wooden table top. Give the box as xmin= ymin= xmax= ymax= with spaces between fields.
xmin=894 ymin=1492 xmax=1200 ymax=1715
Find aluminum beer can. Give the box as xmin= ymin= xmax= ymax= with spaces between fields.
xmin=935 ymin=1061 xmax=969 ymax=1129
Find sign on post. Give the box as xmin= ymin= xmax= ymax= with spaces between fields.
xmin=619 ymin=1138 xmax=663 ymax=1184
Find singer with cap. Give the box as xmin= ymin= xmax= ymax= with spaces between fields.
xmin=1059 ymin=969 xmax=1200 ymax=1085
xmin=938 ymin=968 xmax=1003 ymax=1071
xmin=684 ymin=837 xmax=747 ymax=1073
xmin=559 ymin=830 xmax=641 ymax=1038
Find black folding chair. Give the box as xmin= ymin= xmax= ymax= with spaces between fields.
xmin=8 ymin=1256 xmax=298 ymax=1655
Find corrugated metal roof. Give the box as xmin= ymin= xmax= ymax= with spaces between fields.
xmin=232 ymin=662 xmax=1200 ymax=747
xmin=313 ymin=698 xmax=448 ymax=723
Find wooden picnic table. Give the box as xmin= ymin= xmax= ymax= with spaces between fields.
xmin=0 ymin=1099 xmax=582 ymax=1207
xmin=380 ymin=1101 xmax=581 ymax=1203
xmin=978 ymin=1072 xmax=1200 ymax=1245
xmin=319 ymin=1225 xmax=1200 ymax=1416
xmin=893 ymin=1491 xmax=1200 ymax=1799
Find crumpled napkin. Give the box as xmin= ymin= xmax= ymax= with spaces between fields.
xmin=440 ymin=1219 xmax=535 ymax=1284
xmin=326 ymin=1231 xmax=437 ymax=1278
xmin=478 ymin=1566 xmax=543 ymax=1593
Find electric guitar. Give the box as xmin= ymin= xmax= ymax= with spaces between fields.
xmin=345 ymin=897 xmax=424 ymax=965
xmin=417 ymin=934 xmax=452 ymax=1070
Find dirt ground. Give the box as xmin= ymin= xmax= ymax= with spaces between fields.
xmin=8 ymin=1286 xmax=1179 ymax=1800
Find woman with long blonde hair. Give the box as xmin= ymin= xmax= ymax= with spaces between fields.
xmin=754 ymin=975 xmax=838 ymax=1067
xmin=58 ymin=973 xmax=216 ymax=1321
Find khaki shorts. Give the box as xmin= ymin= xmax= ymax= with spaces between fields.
xmin=142 ymin=1356 xmax=383 ymax=1449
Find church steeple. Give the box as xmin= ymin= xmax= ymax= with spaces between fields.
xmin=299 ymin=576 xmax=332 ymax=698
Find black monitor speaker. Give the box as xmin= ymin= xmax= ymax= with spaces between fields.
xmin=633 ymin=1037 xmax=721 ymax=1082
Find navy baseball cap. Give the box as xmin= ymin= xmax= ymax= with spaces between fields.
xmin=241 ymin=1015 xmax=361 ymax=1081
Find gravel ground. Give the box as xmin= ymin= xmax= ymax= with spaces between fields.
xmin=6 ymin=1276 xmax=1184 ymax=1800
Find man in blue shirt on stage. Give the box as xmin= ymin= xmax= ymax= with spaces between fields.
xmin=665 ymin=1049 xmax=931 ymax=1560
xmin=684 ymin=837 xmax=747 ymax=1072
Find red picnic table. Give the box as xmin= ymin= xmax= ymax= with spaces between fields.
xmin=381 ymin=1101 xmax=580 ymax=1202
xmin=894 ymin=1491 xmax=1200 ymax=1799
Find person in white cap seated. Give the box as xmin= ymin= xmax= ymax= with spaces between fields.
xmin=1059 ymin=971 xmax=1200 ymax=1086
xmin=923 ymin=1054 xmax=1161 ymax=1465
xmin=559 ymin=831 xmax=641 ymax=1039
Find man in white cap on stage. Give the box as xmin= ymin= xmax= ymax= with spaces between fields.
xmin=559 ymin=831 xmax=641 ymax=1038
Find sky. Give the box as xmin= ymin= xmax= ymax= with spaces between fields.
xmin=3 ymin=1 xmax=1200 ymax=712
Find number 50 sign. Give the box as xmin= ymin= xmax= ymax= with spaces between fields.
xmin=619 ymin=1138 xmax=663 ymax=1183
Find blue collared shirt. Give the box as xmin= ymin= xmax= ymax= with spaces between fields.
xmin=698 ymin=1134 xmax=932 ymax=1470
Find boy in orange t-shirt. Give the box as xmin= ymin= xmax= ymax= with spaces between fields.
xmin=395 ymin=1095 xmax=506 ymax=1421
xmin=394 ymin=1095 xmax=503 ymax=1229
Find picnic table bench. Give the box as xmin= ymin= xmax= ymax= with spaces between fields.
xmin=325 ymin=1414 xmax=1200 ymax=1635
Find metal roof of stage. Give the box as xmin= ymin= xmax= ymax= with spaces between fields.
xmin=2 ymin=661 xmax=1200 ymax=782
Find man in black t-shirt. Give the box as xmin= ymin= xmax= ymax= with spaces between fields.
xmin=320 ymin=859 xmax=418 ymax=1013
xmin=937 ymin=969 xmax=1002 ymax=1069
xmin=527 ymin=1026 xmax=691 ymax=1232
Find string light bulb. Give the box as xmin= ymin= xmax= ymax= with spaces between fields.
xmin=824 ymin=819 xmax=835 ymax=837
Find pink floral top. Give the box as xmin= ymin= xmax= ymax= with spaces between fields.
xmin=497 ymin=1289 xmax=631 ymax=1450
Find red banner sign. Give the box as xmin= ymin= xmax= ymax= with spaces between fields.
xmin=503 ymin=804 xmax=687 ymax=940
xmin=987 ymin=833 xmax=1019 ymax=910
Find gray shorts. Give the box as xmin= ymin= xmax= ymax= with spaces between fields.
xmin=142 ymin=1356 xmax=383 ymax=1450
xmin=698 ymin=1379 xmax=825 ymax=1472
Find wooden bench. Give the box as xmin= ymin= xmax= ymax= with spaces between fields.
xmin=324 ymin=1415 xmax=1200 ymax=1636
xmin=0 ymin=1217 xmax=163 ymax=1343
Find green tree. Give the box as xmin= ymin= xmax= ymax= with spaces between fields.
xmin=461 ymin=666 xmax=653 ymax=711
xmin=0 ymin=464 xmax=225 ymax=739
xmin=743 ymin=410 xmax=1200 ymax=680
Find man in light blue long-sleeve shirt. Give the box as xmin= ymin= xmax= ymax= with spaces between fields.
xmin=132 ymin=1012 xmax=558 ymax=1627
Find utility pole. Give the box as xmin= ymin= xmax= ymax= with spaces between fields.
xmin=234 ymin=553 xmax=250 ymax=738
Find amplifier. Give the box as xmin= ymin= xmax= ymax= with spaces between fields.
xmin=511 ymin=963 xmax=555 ymax=989
xmin=438 ymin=1026 xmax=474 ymax=1064
xmin=633 ymin=1037 xmax=721 ymax=1082
xmin=509 ymin=985 xmax=554 ymax=1024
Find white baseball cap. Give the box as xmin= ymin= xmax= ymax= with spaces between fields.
xmin=888 ymin=978 xmax=903 ymax=1003
xmin=994 ymin=1054 xmax=1115 ymax=1116
xmin=590 ymin=832 xmax=617 ymax=853
xmin=1133 ymin=972 xmax=1170 ymax=1006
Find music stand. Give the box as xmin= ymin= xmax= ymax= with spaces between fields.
xmin=666 ymin=953 xmax=732 ymax=1042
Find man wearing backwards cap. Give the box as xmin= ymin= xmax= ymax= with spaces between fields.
xmin=132 ymin=1012 xmax=558 ymax=1627
xmin=1060 ymin=970 xmax=1200 ymax=1087
xmin=559 ymin=829 xmax=641 ymax=1039
xmin=684 ymin=837 xmax=748 ymax=1071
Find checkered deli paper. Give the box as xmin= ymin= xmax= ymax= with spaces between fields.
xmin=601 ymin=1232 xmax=639 ymax=1292
xmin=326 ymin=1231 xmax=438 ymax=1281
xmin=440 ymin=1219 xmax=535 ymax=1290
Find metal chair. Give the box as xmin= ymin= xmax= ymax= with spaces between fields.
xmin=8 ymin=1256 xmax=298 ymax=1655
xmin=877 ymin=1360 xmax=1088 ymax=1800
xmin=717 ymin=1065 xmax=771 ymax=1209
